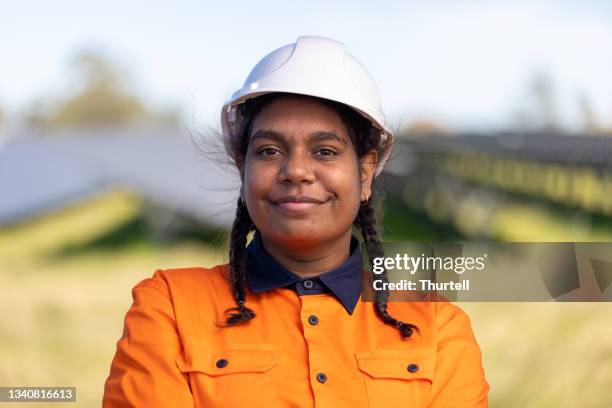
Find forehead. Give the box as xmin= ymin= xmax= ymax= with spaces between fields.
xmin=250 ymin=95 xmax=349 ymax=140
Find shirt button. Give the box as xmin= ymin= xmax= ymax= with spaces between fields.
xmin=308 ymin=315 xmax=319 ymax=325
xmin=407 ymin=363 xmax=419 ymax=373
xmin=216 ymin=358 xmax=228 ymax=368
xmin=316 ymin=372 xmax=327 ymax=383
xmin=303 ymin=280 xmax=314 ymax=289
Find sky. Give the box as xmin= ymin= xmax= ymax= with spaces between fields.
xmin=1 ymin=0 xmax=612 ymax=132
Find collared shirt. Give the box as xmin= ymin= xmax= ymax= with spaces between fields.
xmin=103 ymin=263 xmax=489 ymax=407
xmin=246 ymin=230 xmax=363 ymax=315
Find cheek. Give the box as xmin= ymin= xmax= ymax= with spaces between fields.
xmin=243 ymin=162 xmax=272 ymax=196
xmin=320 ymin=167 xmax=362 ymax=205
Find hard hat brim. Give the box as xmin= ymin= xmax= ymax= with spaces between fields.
xmin=221 ymin=89 xmax=393 ymax=177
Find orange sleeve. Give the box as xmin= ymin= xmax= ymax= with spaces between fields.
xmin=102 ymin=270 xmax=194 ymax=407
xmin=428 ymin=302 xmax=489 ymax=408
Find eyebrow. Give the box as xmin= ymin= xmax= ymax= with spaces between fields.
xmin=250 ymin=129 xmax=349 ymax=146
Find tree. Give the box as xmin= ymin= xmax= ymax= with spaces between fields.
xmin=511 ymin=71 xmax=561 ymax=133
xmin=530 ymin=72 xmax=559 ymax=131
xmin=26 ymin=51 xmax=179 ymax=130
xmin=400 ymin=118 xmax=449 ymax=137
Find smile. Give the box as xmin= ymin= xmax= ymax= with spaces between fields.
xmin=270 ymin=195 xmax=329 ymax=215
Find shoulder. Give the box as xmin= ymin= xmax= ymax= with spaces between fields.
xmin=132 ymin=264 xmax=231 ymax=299
xmin=386 ymin=295 xmax=478 ymax=346
xmin=433 ymin=300 xmax=479 ymax=345
xmin=129 ymin=264 xmax=234 ymax=333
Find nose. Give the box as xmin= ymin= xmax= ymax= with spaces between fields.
xmin=278 ymin=149 xmax=315 ymax=185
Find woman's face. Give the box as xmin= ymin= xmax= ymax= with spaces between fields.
xmin=239 ymin=95 xmax=377 ymax=248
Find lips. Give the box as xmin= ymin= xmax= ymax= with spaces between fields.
xmin=272 ymin=195 xmax=326 ymax=204
xmin=270 ymin=195 xmax=328 ymax=214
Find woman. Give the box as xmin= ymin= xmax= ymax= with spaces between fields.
xmin=103 ymin=36 xmax=489 ymax=407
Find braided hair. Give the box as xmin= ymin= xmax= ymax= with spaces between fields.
xmin=223 ymin=93 xmax=418 ymax=338
xmin=225 ymin=197 xmax=256 ymax=325
xmin=355 ymin=201 xmax=418 ymax=338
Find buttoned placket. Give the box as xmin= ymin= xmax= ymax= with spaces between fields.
xmin=300 ymin=294 xmax=341 ymax=407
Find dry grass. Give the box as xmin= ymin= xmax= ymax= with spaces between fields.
xmin=1 ymin=218 xmax=611 ymax=406
xmin=461 ymin=302 xmax=612 ymax=407
xmin=0 ymin=243 xmax=226 ymax=408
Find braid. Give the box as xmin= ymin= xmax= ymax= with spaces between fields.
xmin=224 ymin=197 xmax=256 ymax=326
xmin=355 ymin=199 xmax=419 ymax=338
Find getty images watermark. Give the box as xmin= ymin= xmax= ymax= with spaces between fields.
xmin=360 ymin=242 xmax=612 ymax=302
xmin=372 ymin=253 xmax=487 ymax=292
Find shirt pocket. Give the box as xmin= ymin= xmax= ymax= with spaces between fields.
xmin=355 ymin=348 xmax=435 ymax=408
xmin=176 ymin=339 xmax=278 ymax=408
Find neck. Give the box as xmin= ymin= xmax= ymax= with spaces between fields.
xmin=259 ymin=230 xmax=353 ymax=278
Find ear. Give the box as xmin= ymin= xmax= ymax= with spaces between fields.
xmin=359 ymin=149 xmax=378 ymax=200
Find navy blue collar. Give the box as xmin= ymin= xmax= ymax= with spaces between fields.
xmin=245 ymin=230 xmax=363 ymax=315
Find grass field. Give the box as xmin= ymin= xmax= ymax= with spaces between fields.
xmin=1 ymin=243 xmax=611 ymax=407
xmin=0 ymin=241 xmax=225 ymax=407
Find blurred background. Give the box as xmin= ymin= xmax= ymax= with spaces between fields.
xmin=1 ymin=1 xmax=612 ymax=406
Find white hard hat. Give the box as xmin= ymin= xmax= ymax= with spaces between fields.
xmin=221 ymin=35 xmax=393 ymax=177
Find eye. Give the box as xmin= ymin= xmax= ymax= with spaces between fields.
xmin=256 ymin=147 xmax=282 ymax=157
xmin=314 ymin=148 xmax=338 ymax=157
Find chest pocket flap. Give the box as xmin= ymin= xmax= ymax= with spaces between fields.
xmin=355 ymin=348 xmax=435 ymax=382
xmin=176 ymin=339 xmax=278 ymax=376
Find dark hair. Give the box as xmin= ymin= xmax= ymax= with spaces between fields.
xmin=224 ymin=93 xmax=418 ymax=338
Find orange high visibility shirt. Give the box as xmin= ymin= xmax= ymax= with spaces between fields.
xmin=103 ymin=265 xmax=489 ymax=407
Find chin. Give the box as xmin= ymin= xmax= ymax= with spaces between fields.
xmin=271 ymin=224 xmax=353 ymax=247
xmin=266 ymin=223 xmax=322 ymax=244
